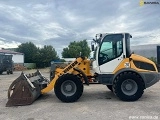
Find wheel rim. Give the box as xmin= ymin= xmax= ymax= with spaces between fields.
xmin=61 ymin=80 xmax=77 ymax=96
xmin=121 ymin=79 xmax=138 ymax=96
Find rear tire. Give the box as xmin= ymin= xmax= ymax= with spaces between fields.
xmin=113 ymin=72 xmax=144 ymax=101
xmin=54 ymin=74 xmax=83 ymax=102
xmin=106 ymin=85 xmax=113 ymax=92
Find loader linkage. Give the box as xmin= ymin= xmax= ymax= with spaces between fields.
xmin=6 ymin=57 xmax=92 ymax=106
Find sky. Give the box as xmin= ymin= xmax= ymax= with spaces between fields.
xmin=0 ymin=0 xmax=160 ymax=57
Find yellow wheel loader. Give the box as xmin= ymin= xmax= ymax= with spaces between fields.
xmin=6 ymin=33 xmax=160 ymax=107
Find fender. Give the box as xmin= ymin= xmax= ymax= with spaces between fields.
xmin=73 ymin=67 xmax=89 ymax=85
xmin=112 ymin=68 xmax=145 ymax=87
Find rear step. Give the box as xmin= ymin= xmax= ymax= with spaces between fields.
xmin=6 ymin=70 xmax=49 ymax=107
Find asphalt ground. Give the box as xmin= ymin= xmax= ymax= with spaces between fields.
xmin=0 ymin=69 xmax=159 ymax=120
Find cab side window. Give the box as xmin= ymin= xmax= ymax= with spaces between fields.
xmin=98 ymin=35 xmax=123 ymax=65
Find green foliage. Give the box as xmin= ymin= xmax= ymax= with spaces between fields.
xmin=16 ymin=42 xmax=59 ymax=68
xmin=38 ymin=45 xmax=59 ymax=67
xmin=40 ymin=45 xmax=59 ymax=63
xmin=16 ymin=42 xmax=38 ymax=63
xmin=62 ymin=40 xmax=91 ymax=58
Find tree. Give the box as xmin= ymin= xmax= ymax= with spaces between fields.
xmin=16 ymin=42 xmax=59 ymax=68
xmin=62 ymin=40 xmax=91 ymax=58
xmin=16 ymin=42 xmax=38 ymax=63
xmin=38 ymin=45 xmax=59 ymax=67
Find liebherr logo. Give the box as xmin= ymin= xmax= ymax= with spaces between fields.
xmin=140 ymin=0 xmax=160 ymax=6
xmin=63 ymin=60 xmax=78 ymax=73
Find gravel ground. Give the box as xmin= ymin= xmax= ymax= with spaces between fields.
xmin=0 ymin=69 xmax=159 ymax=120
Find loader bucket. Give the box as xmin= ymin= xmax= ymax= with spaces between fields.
xmin=6 ymin=70 xmax=49 ymax=107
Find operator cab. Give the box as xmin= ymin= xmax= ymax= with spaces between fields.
xmin=92 ymin=33 xmax=132 ymax=74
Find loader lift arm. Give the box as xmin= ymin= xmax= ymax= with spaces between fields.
xmin=41 ymin=57 xmax=90 ymax=94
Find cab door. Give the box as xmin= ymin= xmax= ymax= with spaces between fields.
xmin=98 ymin=34 xmax=125 ymax=73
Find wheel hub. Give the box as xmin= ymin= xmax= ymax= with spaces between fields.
xmin=121 ymin=79 xmax=138 ymax=96
xmin=61 ymin=80 xmax=77 ymax=96
xmin=65 ymin=84 xmax=72 ymax=92
xmin=125 ymin=84 xmax=132 ymax=90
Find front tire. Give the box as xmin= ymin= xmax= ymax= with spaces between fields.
xmin=113 ymin=72 xmax=144 ymax=101
xmin=7 ymin=70 xmax=9 ymax=75
xmin=10 ymin=70 xmax=13 ymax=74
xmin=54 ymin=74 xmax=83 ymax=102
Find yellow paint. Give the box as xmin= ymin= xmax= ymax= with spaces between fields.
xmin=113 ymin=58 xmax=129 ymax=74
xmin=140 ymin=0 xmax=144 ymax=6
xmin=41 ymin=54 xmax=158 ymax=94
xmin=76 ymin=59 xmax=92 ymax=76
xmin=41 ymin=75 xmax=58 ymax=94
xmin=41 ymin=57 xmax=93 ymax=94
xmin=130 ymin=54 xmax=157 ymax=72
xmin=113 ymin=54 xmax=158 ymax=74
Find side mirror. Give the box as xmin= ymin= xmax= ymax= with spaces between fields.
xmin=91 ymin=41 xmax=95 ymax=51
xmin=91 ymin=44 xmax=94 ymax=51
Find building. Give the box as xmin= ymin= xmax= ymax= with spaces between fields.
xmin=0 ymin=49 xmax=24 ymax=64
xmin=131 ymin=44 xmax=160 ymax=58
xmin=63 ymin=58 xmax=76 ymax=62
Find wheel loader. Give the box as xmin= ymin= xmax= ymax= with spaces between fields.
xmin=6 ymin=33 xmax=160 ymax=107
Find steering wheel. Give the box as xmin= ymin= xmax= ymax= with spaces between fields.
xmin=99 ymin=52 xmax=109 ymax=63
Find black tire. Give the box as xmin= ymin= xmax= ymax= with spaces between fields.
xmin=10 ymin=70 xmax=13 ymax=74
xmin=106 ymin=85 xmax=113 ymax=92
xmin=113 ymin=72 xmax=144 ymax=101
xmin=54 ymin=73 xmax=83 ymax=102
xmin=7 ymin=70 xmax=9 ymax=75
